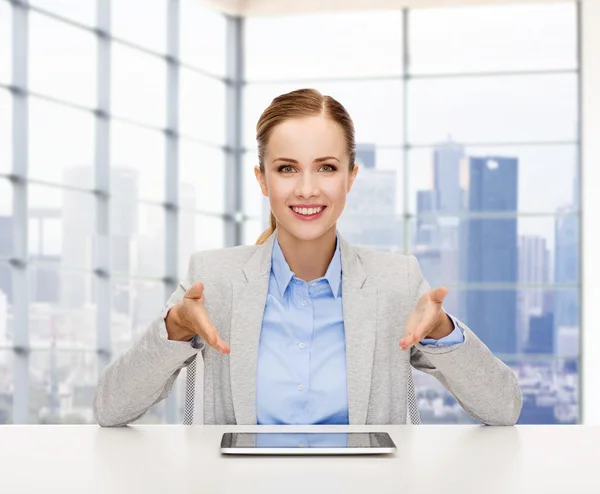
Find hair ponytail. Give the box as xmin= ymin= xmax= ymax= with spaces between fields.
xmin=256 ymin=210 xmax=277 ymax=245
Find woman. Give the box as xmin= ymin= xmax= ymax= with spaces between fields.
xmin=93 ymin=89 xmax=522 ymax=427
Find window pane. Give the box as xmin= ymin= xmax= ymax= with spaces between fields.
xmin=29 ymin=350 xmax=97 ymax=423
xmin=0 ymin=92 xmax=11 ymax=171
xmin=29 ymin=268 xmax=96 ymax=350
xmin=243 ymin=219 xmax=263 ymax=246
xmin=111 ymin=278 xmax=164 ymax=356
xmin=242 ymin=151 xmax=267 ymax=218
xmin=111 ymin=121 xmax=165 ymax=202
xmin=409 ymin=4 xmax=577 ymax=74
xmin=29 ymin=12 xmax=96 ymax=107
xmin=29 ymin=97 xmax=95 ymax=189
xmin=245 ymin=11 xmax=403 ymax=81
xmin=111 ymin=43 xmax=166 ymax=126
xmin=408 ymin=144 xmax=578 ymax=214
xmin=180 ymin=0 xmax=226 ymax=76
xmin=0 ymin=180 xmax=12 ymax=262
xmin=111 ymin=0 xmax=166 ymax=53
xmin=29 ymin=0 xmax=96 ymax=27
xmin=0 ymin=1 xmax=11 ymax=85
xmin=110 ymin=200 xmax=165 ymax=278
xmin=415 ymin=358 xmax=578 ymax=424
xmin=244 ymin=80 xmax=404 ymax=147
xmin=408 ymin=74 xmax=577 ymax=144
xmin=179 ymin=139 xmax=225 ymax=214
xmin=178 ymin=214 xmax=224 ymax=276
xmin=410 ymin=215 xmax=579 ymax=287
xmin=179 ymin=68 xmax=226 ymax=144
xmin=0 ymin=351 xmax=12 ymax=423
xmin=28 ymin=185 xmax=96 ymax=271
xmin=0 ymin=265 xmax=11 ymax=346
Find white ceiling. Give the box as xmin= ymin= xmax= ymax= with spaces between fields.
xmin=200 ymin=0 xmax=570 ymax=16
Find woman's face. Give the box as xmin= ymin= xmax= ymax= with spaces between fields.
xmin=255 ymin=115 xmax=359 ymax=242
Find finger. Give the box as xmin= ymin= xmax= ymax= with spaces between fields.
xmin=429 ymin=286 xmax=448 ymax=304
xmin=203 ymin=327 xmax=231 ymax=354
xmin=400 ymin=323 xmax=428 ymax=350
xmin=184 ymin=282 xmax=205 ymax=300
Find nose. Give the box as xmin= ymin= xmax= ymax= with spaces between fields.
xmin=294 ymin=172 xmax=320 ymax=199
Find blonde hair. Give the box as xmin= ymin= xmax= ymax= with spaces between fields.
xmin=254 ymin=88 xmax=356 ymax=245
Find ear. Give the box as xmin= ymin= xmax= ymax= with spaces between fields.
xmin=347 ymin=164 xmax=359 ymax=192
xmin=254 ymin=165 xmax=268 ymax=197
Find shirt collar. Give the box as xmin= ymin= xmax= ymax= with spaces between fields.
xmin=271 ymin=231 xmax=342 ymax=299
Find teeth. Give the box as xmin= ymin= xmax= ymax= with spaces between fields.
xmin=293 ymin=206 xmax=323 ymax=215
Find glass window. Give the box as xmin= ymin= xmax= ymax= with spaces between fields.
xmin=179 ymin=0 xmax=227 ymax=76
xmin=29 ymin=97 xmax=95 ymax=189
xmin=407 ymin=74 xmax=578 ymax=145
xmin=0 ymin=351 xmax=13 ymax=423
xmin=244 ymin=80 xmax=404 ymax=148
xmin=110 ymin=200 xmax=165 ymax=278
xmin=243 ymin=219 xmax=263 ymax=246
xmin=179 ymin=68 xmax=226 ymax=144
xmin=110 ymin=121 xmax=165 ymax=202
xmin=111 ymin=278 xmax=165 ymax=356
xmin=111 ymin=0 xmax=166 ymax=53
xmin=29 ymin=12 xmax=96 ymax=107
xmin=0 ymin=180 xmax=12 ymax=260
xmin=111 ymin=43 xmax=166 ymax=127
xmin=178 ymin=214 xmax=224 ymax=276
xmin=408 ymin=145 xmax=578 ymax=214
xmin=28 ymin=185 xmax=96 ymax=271
xmin=0 ymin=90 xmax=11 ymax=174
xmin=245 ymin=11 xmax=403 ymax=81
xmin=0 ymin=263 xmax=11 ymax=348
xmin=29 ymin=0 xmax=96 ymax=27
xmin=29 ymin=350 xmax=97 ymax=423
xmin=410 ymin=215 xmax=579 ymax=287
xmin=179 ymin=138 xmax=225 ymax=214
xmin=415 ymin=357 xmax=578 ymax=424
xmin=409 ymin=3 xmax=577 ymax=75
xmin=243 ymin=151 xmax=267 ymax=219
xmin=0 ymin=1 xmax=11 ymax=85
xmin=29 ymin=268 xmax=96 ymax=350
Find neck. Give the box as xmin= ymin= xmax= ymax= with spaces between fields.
xmin=276 ymin=225 xmax=337 ymax=282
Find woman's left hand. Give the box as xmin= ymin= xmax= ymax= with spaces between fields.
xmin=399 ymin=286 xmax=454 ymax=351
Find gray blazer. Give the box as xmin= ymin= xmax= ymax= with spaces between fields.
xmin=93 ymin=230 xmax=522 ymax=427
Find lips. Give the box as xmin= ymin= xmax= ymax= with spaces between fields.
xmin=289 ymin=205 xmax=327 ymax=221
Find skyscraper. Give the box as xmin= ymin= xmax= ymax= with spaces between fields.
xmin=518 ymin=235 xmax=550 ymax=351
xmin=433 ymin=141 xmax=466 ymax=213
xmin=554 ymin=208 xmax=579 ymax=348
xmin=464 ymin=156 xmax=519 ymax=354
xmin=355 ymin=143 xmax=376 ymax=170
xmin=338 ymin=147 xmax=402 ymax=252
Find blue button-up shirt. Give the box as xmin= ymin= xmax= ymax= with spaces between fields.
xmin=255 ymin=232 xmax=464 ymax=425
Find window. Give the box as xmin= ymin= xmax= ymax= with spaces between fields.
xmin=0 ymin=90 xmax=11 ymax=174
xmin=245 ymin=11 xmax=403 ymax=80
xmin=29 ymin=0 xmax=96 ymax=27
xmin=111 ymin=43 xmax=166 ymax=126
xmin=111 ymin=0 xmax=167 ymax=53
xmin=29 ymin=12 xmax=96 ymax=107
xmin=0 ymin=1 xmax=11 ymax=85
xmin=29 ymin=98 xmax=95 ymax=189
xmin=179 ymin=0 xmax=227 ymax=76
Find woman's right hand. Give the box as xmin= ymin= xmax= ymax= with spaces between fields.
xmin=165 ymin=282 xmax=231 ymax=354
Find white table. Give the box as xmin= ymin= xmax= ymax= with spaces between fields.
xmin=1 ymin=424 xmax=599 ymax=494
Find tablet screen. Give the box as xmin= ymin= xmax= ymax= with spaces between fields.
xmin=221 ymin=432 xmax=395 ymax=449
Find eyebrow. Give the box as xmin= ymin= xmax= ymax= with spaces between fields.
xmin=272 ymin=156 xmax=340 ymax=164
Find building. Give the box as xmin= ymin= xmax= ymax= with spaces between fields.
xmin=464 ymin=156 xmax=519 ymax=354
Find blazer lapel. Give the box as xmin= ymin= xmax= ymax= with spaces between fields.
xmin=339 ymin=234 xmax=377 ymax=425
xmin=229 ymin=231 xmax=275 ymax=425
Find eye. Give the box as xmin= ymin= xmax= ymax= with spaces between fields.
xmin=277 ymin=165 xmax=295 ymax=173
xmin=320 ymin=164 xmax=337 ymax=172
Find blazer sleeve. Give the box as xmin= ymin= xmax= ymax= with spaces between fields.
xmin=407 ymin=255 xmax=523 ymax=426
xmin=93 ymin=255 xmax=204 ymax=427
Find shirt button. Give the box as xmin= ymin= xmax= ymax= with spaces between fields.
xmin=301 ymin=300 xmax=308 ymax=306
xmin=311 ymin=282 xmax=317 ymax=286
xmin=299 ymin=342 xmax=305 ymax=349
xmin=298 ymin=442 xmax=304 ymax=448
xmin=298 ymin=384 xmax=304 ymax=391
